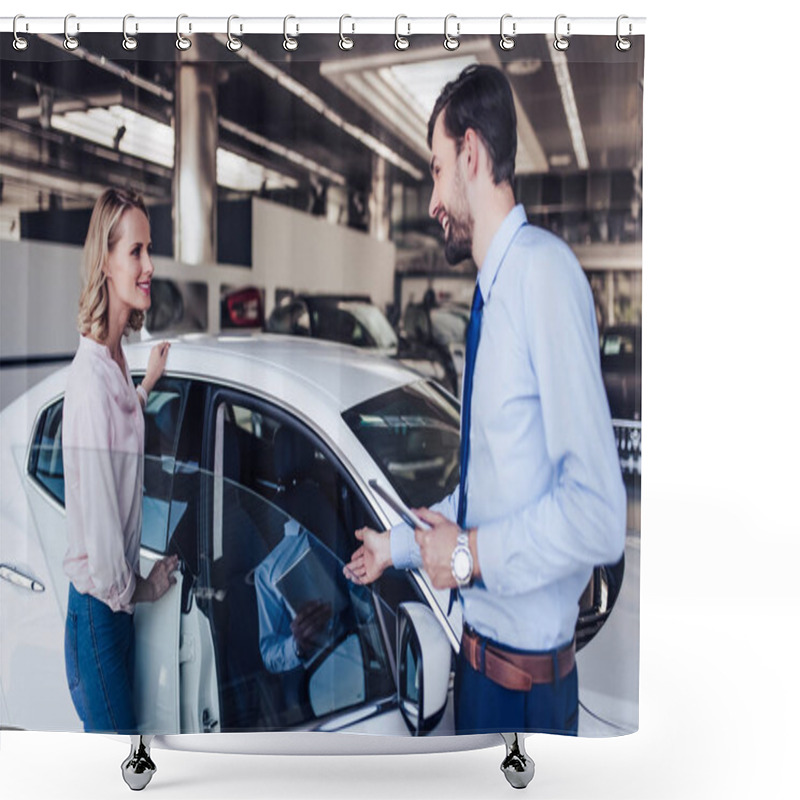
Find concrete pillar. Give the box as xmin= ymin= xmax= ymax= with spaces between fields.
xmin=368 ymin=154 xmax=391 ymax=242
xmin=174 ymin=49 xmax=217 ymax=264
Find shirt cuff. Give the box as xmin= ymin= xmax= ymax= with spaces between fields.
xmin=103 ymin=566 xmax=138 ymax=614
xmin=390 ymin=521 xmax=422 ymax=571
xmin=285 ymin=636 xmax=302 ymax=670
xmin=136 ymin=384 xmax=148 ymax=406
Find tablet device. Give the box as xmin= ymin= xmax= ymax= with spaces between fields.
xmin=275 ymin=544 xmax=349 ymax=620
xmin=368 ymin=479 xmax=430 ymax=530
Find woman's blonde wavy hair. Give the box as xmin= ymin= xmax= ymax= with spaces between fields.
xmin=77 ymin=187 xmax=150 ymax=342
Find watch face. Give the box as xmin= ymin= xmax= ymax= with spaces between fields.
xmin=453 ymin=549 xmax=471 ymax=581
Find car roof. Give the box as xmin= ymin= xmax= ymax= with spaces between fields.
xmin=298 ymin=294 xmax=374 ymax=306
xmin=126 ymin=333 xmax=416 ymax=413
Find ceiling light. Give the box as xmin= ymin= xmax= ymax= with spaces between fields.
xmin=50 ymin=105 xmax=174 ymax=167
xmin=46 ymin=104 xmax=311 ymax=190
xmin=216 ymin=149 xmax=298 ymax=192
xmin=320 ymin=44 xmax=549 ymax=175
xmin=551 ymin=50 xmax=590 ymax=170
xmin=219 ymin=118 xmax=346 ymax=186
xmin=506 ymin=59 xmax=543 ymax=76
xmin=214 ymin=34 xmax=424 ymax=181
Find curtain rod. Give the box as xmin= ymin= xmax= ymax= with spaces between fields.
xmin=1 ymin=15 xmax=646 ymax=37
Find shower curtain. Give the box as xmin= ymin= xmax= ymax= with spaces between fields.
xmin=0 ymin=17 xmax=643 ymax=741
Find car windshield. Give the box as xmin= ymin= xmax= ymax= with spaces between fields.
xmin=309 ymin=301 xmax=398 ymax=350
xmin=342 ymin=381 xmax=461 ymax=509
xmin=601 ymin=328 xmax=640 ymax=370
xmin=430 ymin=308 xmax=468 ymax=344
xmin=338 ymin=302 xmax=398 ymax=350
xmin=339 ymin=301 xmax=397 ymax=349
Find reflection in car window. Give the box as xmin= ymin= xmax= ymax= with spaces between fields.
xmin=343 ymin=381 xmax=461 ymax=509
xmin=206 ymin=397 xmax=395 ymax=731
xmin=137 ymin=378 xmax=191 ymax=554
xmin=28 ymin=399 xmax=65 ymax=504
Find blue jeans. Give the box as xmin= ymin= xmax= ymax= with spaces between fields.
xmin=64 ymin=583 xmax=137 ymax=733
xmin=454 ymin=638 xmax=579 ymax=735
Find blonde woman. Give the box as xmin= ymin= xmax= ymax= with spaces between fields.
xmin=62 ymin=188 xmax=177 ymax=771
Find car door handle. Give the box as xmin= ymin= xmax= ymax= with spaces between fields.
xmin=0 ymin=563 xmax=45 ymax=593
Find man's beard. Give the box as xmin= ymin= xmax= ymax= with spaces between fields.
xmin=444 ymin=214 xmax=473 ymax=265
xmin=443 ymin=170 xmax=473 ymax=265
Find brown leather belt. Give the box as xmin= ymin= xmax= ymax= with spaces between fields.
xmin=461 ymin=626 xmax=576 ymax=692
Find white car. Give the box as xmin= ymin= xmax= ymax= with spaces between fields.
xmin=0 ymin=335 xmax=622 ymax=778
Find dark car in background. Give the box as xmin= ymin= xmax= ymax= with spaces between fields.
xmin=400 ymin=301 xmax=468 ymax=393
xmin=600 ymin=324 xmax=641 ymax=479
xmin=600 ymin=324 xmax=641 ymax=422
xmin=267 ymin=294 xmax=458 ymax=394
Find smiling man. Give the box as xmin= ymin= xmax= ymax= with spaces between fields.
xmin=346 ymin=64 xmax=626 ymax=736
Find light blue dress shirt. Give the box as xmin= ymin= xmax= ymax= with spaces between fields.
xmin=255 ymin=520 xmax=307 ymax=673
xmin=390 ymin=204 xmax=626 ymax=651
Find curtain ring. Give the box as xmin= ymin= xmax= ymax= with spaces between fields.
xmin=12 ymin=15 xmax=29 ymax=51
xmin=553 ymin=14 xmax=570 ymax=51
xmin=339 ymin=15 xmax=354 ymax=51
xmin=283 ymin=15 xmax=298 ymax=51
xmin=394 ymin=15 xmax=410 ymax=51
xmin=63 ymin=13 xmax=79 ymax=51
xmin=616 ymin=15 xmax=632 ymax=51
xmin=444 ymin=14 xmax=460 ymax=51
xmin=122 ymin=15 xmax=138 ymax=51
xmin=227 ymin=15 xmax=242 ymax=52
xmin=176 ymin=14 xmax=192 ymax=51
xmin=499 ymin=14 xmax=516 ymax=51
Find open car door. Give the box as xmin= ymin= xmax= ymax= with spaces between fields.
xmin=133 ymin=557 xmax=182 ymax=733
xmin=133 ymin=555 xmax=221 ymax=735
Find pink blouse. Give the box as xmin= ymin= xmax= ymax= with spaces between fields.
xmin=62 ymin=336 xmax=146 ymax=613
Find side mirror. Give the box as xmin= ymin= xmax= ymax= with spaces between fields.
xmin=396 ymin=602 xmax=452 ymax=735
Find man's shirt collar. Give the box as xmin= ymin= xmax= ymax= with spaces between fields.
xmin=477 ymin=203 xmax=527 ymax=302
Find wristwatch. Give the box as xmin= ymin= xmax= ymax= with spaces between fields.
xmin=450 ymin=531 xmax=474 ymax=588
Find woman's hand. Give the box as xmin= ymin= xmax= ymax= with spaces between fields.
xmin=134 ymin=554 xmax=180 ymax=603
xmin=140 ymin=341 xmax=170 ymax=395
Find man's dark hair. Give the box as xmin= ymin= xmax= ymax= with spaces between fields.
xmin=427 ymin=64 xmax=517 ymax=186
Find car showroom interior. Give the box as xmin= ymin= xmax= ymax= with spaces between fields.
xmin=1 ymin=29 xmax=642 ymax=740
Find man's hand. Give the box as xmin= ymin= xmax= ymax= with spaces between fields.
xmin=291 ymin=600 xmax=332 ymax=659
xmin=414 ymin=508 xmax=481 ymax=590
xmin=344 ymin=527 xmax=392 ymax=585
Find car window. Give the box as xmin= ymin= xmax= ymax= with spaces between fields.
xmin=343 ymin=381 xmax=461 ymax=509
xmin=430 ymin=308 xmax=467 ymax=345
xmin=136 ymin=377 xmax=194 ymax=554
xmin=270 ymin=301 xmax=310 ymax=336
xmin=312 ymin=305 xmax=372 ymax=348
xmin=26 ymin=378 xmax=194 ymax=544
xmin=403 ymin=305 xmax=430 ymax=342
xmin=28 ymin=398 xmax=65 ymax=504
xmin=204 ymin=393 xmax=397 ymax=731
xmin=601 ymin=328 xmax=640 ymax=369
xmin=340 ymin=302 xmax=398 ymax=350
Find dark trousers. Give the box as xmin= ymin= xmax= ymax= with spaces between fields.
xmin=64 ymin=583 xmax=137 ymax=733
xmin=454 ymin=644 xmax=579 ymax=735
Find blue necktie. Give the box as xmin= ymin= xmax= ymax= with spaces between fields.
xmin=450 ymin=285 xmax=483 ymax=614
xmin=457 ymin=283 xmax=484 ymax=529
